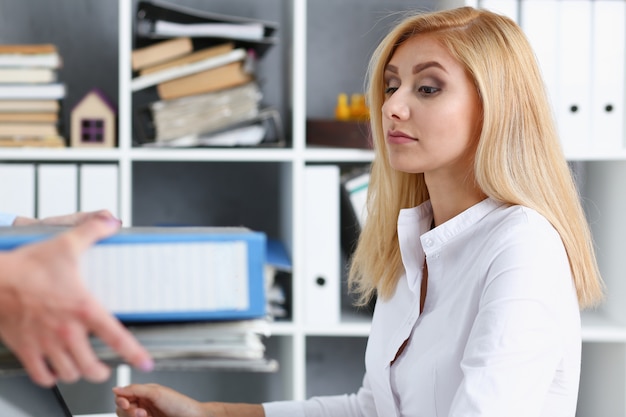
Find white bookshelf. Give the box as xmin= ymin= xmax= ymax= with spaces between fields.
xmin=1 ymin=0 xmax=625 ymax=415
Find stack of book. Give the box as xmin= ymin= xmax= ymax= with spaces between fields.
xmin=131 ymin=0 xmax=283 ymax=148
xmin=0 ymin=44 xmax=66 ymax=148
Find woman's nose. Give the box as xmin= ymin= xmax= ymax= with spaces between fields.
xmin=383 ymin=92 xmax=410 ymax=121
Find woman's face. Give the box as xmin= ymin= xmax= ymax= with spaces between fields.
xmin=381 ymin=34 xmax=482 ymax=178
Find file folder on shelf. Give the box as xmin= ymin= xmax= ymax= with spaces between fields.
xmin=520 ymin=0 xmax=560 ymax=114
xmin=590 ymin=0 xmax=625 ymax=151
xmin=556 ymin=0 xmax=592 ymax=153
xmin=37 ymin=163 xmax=78 ymax=219
xmin=0 ymin=163 xmax=35 ymax=218
xmin=79 ymin=163 xmax=119 ymax=217
xmin=303 ymin=165 xmax=341 ymax=326
xmin=479 ymin=0 xmax=519 ymax=23
xmin=0 ymin=226 xmax=267 ymax=323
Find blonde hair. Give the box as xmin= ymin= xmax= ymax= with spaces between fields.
xmin=348 ymin=6 xmax=603 ymax=309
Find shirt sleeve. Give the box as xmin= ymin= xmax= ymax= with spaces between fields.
xmin=448 ymin=215 xmax=580 ymax=417
xmin=263 ymin=373 xmax=377 ymax=417
xmin=0 ymin=212 xmax=17 ymax=226
xmin=262 ymin=394 xmax=366 ymax=417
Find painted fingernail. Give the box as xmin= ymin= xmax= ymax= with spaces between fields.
xmin=139 ymin=358 xmax=154 ymax=372
xmin=104 ymin=217 xmax=122 ymax=228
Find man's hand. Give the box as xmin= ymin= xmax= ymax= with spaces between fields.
xmin=13 ymin=209 xmax=117 ymax=227
xmin=0 ymin=213 xmax=153 ymax=386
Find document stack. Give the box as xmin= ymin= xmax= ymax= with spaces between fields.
xmin=0 ymin=44 xmax=66 ymax=148
xmin=0 ymin=226 xmax=277 ymax=373
xmin=131 ymin=0 xmax=283 ymax=148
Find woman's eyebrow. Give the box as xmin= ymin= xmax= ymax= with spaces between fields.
xmin=384 ymin=64 xmax=399 ymax=74
xmin=384 ymin=61 xmax=447 ymax=74
xmin=413 ymin=61 xmax=446 ymax=74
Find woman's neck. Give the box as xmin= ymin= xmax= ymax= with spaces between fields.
xmin=425 ymin=173 xmax=486 ymax=227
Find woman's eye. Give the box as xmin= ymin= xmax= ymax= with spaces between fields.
xmin=418 ymin=86 xmax=439 ymax=95
xmin=384 ymin=86 xmax=398 ymax=95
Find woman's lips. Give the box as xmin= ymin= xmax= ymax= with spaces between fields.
xmin=387 ymin=130 xmax=417 ymax=144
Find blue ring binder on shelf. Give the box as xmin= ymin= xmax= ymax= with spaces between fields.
xmin=0 ymin=226 xmax=267 ymax=323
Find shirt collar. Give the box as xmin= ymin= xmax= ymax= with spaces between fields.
xmin=397 ymin=197 xmax=504 ymax=293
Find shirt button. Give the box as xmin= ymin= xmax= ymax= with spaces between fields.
xmin=424 ymin=238 xmax=433 ymax=247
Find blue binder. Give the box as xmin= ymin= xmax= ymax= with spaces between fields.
xmin=0 ymin=226 xmax=267 ymax=323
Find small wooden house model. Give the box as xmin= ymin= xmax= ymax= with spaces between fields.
xmin=70 ymin=88 xmax=116 ymax=148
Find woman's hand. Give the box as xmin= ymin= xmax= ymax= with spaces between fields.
xmin=114 ymin=384 xmax=210 ymax=417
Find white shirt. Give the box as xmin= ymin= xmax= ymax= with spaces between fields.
xmin=263 ymin=198 xmax=581 ymax=417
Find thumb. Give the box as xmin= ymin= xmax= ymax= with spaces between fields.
xmin=63 ymin=213 xmax=122 ymax=252
xmin=113 ymin=384 xmax=158 ymax=400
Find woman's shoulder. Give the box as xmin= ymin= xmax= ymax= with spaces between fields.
xmin=493 ymin=203 xmax=555 ymax=229
xmin=486 ymin=203 xmax=563 ymax=247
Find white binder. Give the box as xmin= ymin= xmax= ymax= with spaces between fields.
xmin=0 ymin=163 xmax=35 ymax=218
xmin=37 ymin=164 xmax=78 ymax=218
xmin=303 ymin=165 xmax=341 ymax=326
xmin=556 ymin=0 xmax=592 ymax=154
xmin=79 ymin=164 xmax=119 ymax=217
xmin=590 ymin=0 xmax=625 ymax=151
xmin=479 ymin=0 xmax=519 ymax=23
xmin=520 ymin=0 xmax=560 ymax=118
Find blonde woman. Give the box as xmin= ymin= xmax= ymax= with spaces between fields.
xmin=114 ymin=6 xmax=603 ymax=417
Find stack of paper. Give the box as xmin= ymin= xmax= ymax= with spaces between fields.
xmin=131 ymin=0 xmax=283 ymax=148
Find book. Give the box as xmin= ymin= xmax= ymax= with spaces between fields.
xmin=0 ymin=53 xmax=61 ymax=69
xmin=0 ymin=99 xmax=59 ymax=113
xmin=0 ymin=46 xmax=61 ymax=69
xmin=131 ymin=36 xmax=193 ymax=71
xmin=0 ymin=135 xmax=65 ymax=148
xmin=156 ymin=59 xmax=252 ymax=100
xmin=149 ymin=81 xmax=261 ymax=141
xmin=139 ymin=42 xmax=234 ymax=75
xmin=0 ymin=44 xmax=57 ymax=54
xmin=0 ymin=68 xmax=56 ymax=84
xmin=0 ymin=83 xmax=65 ymax=100
xmin=0 ymin=112 xmax=58 ymax=123
xmin=135 ymin=0 xmax=278 ymax=57
xmin=131 ymin=47 xmax=247 ymax=92
xmin=0 ymin=122 xmax=58 ymax=137
xmin=0 ymin=226 xmax=268 ymax=323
